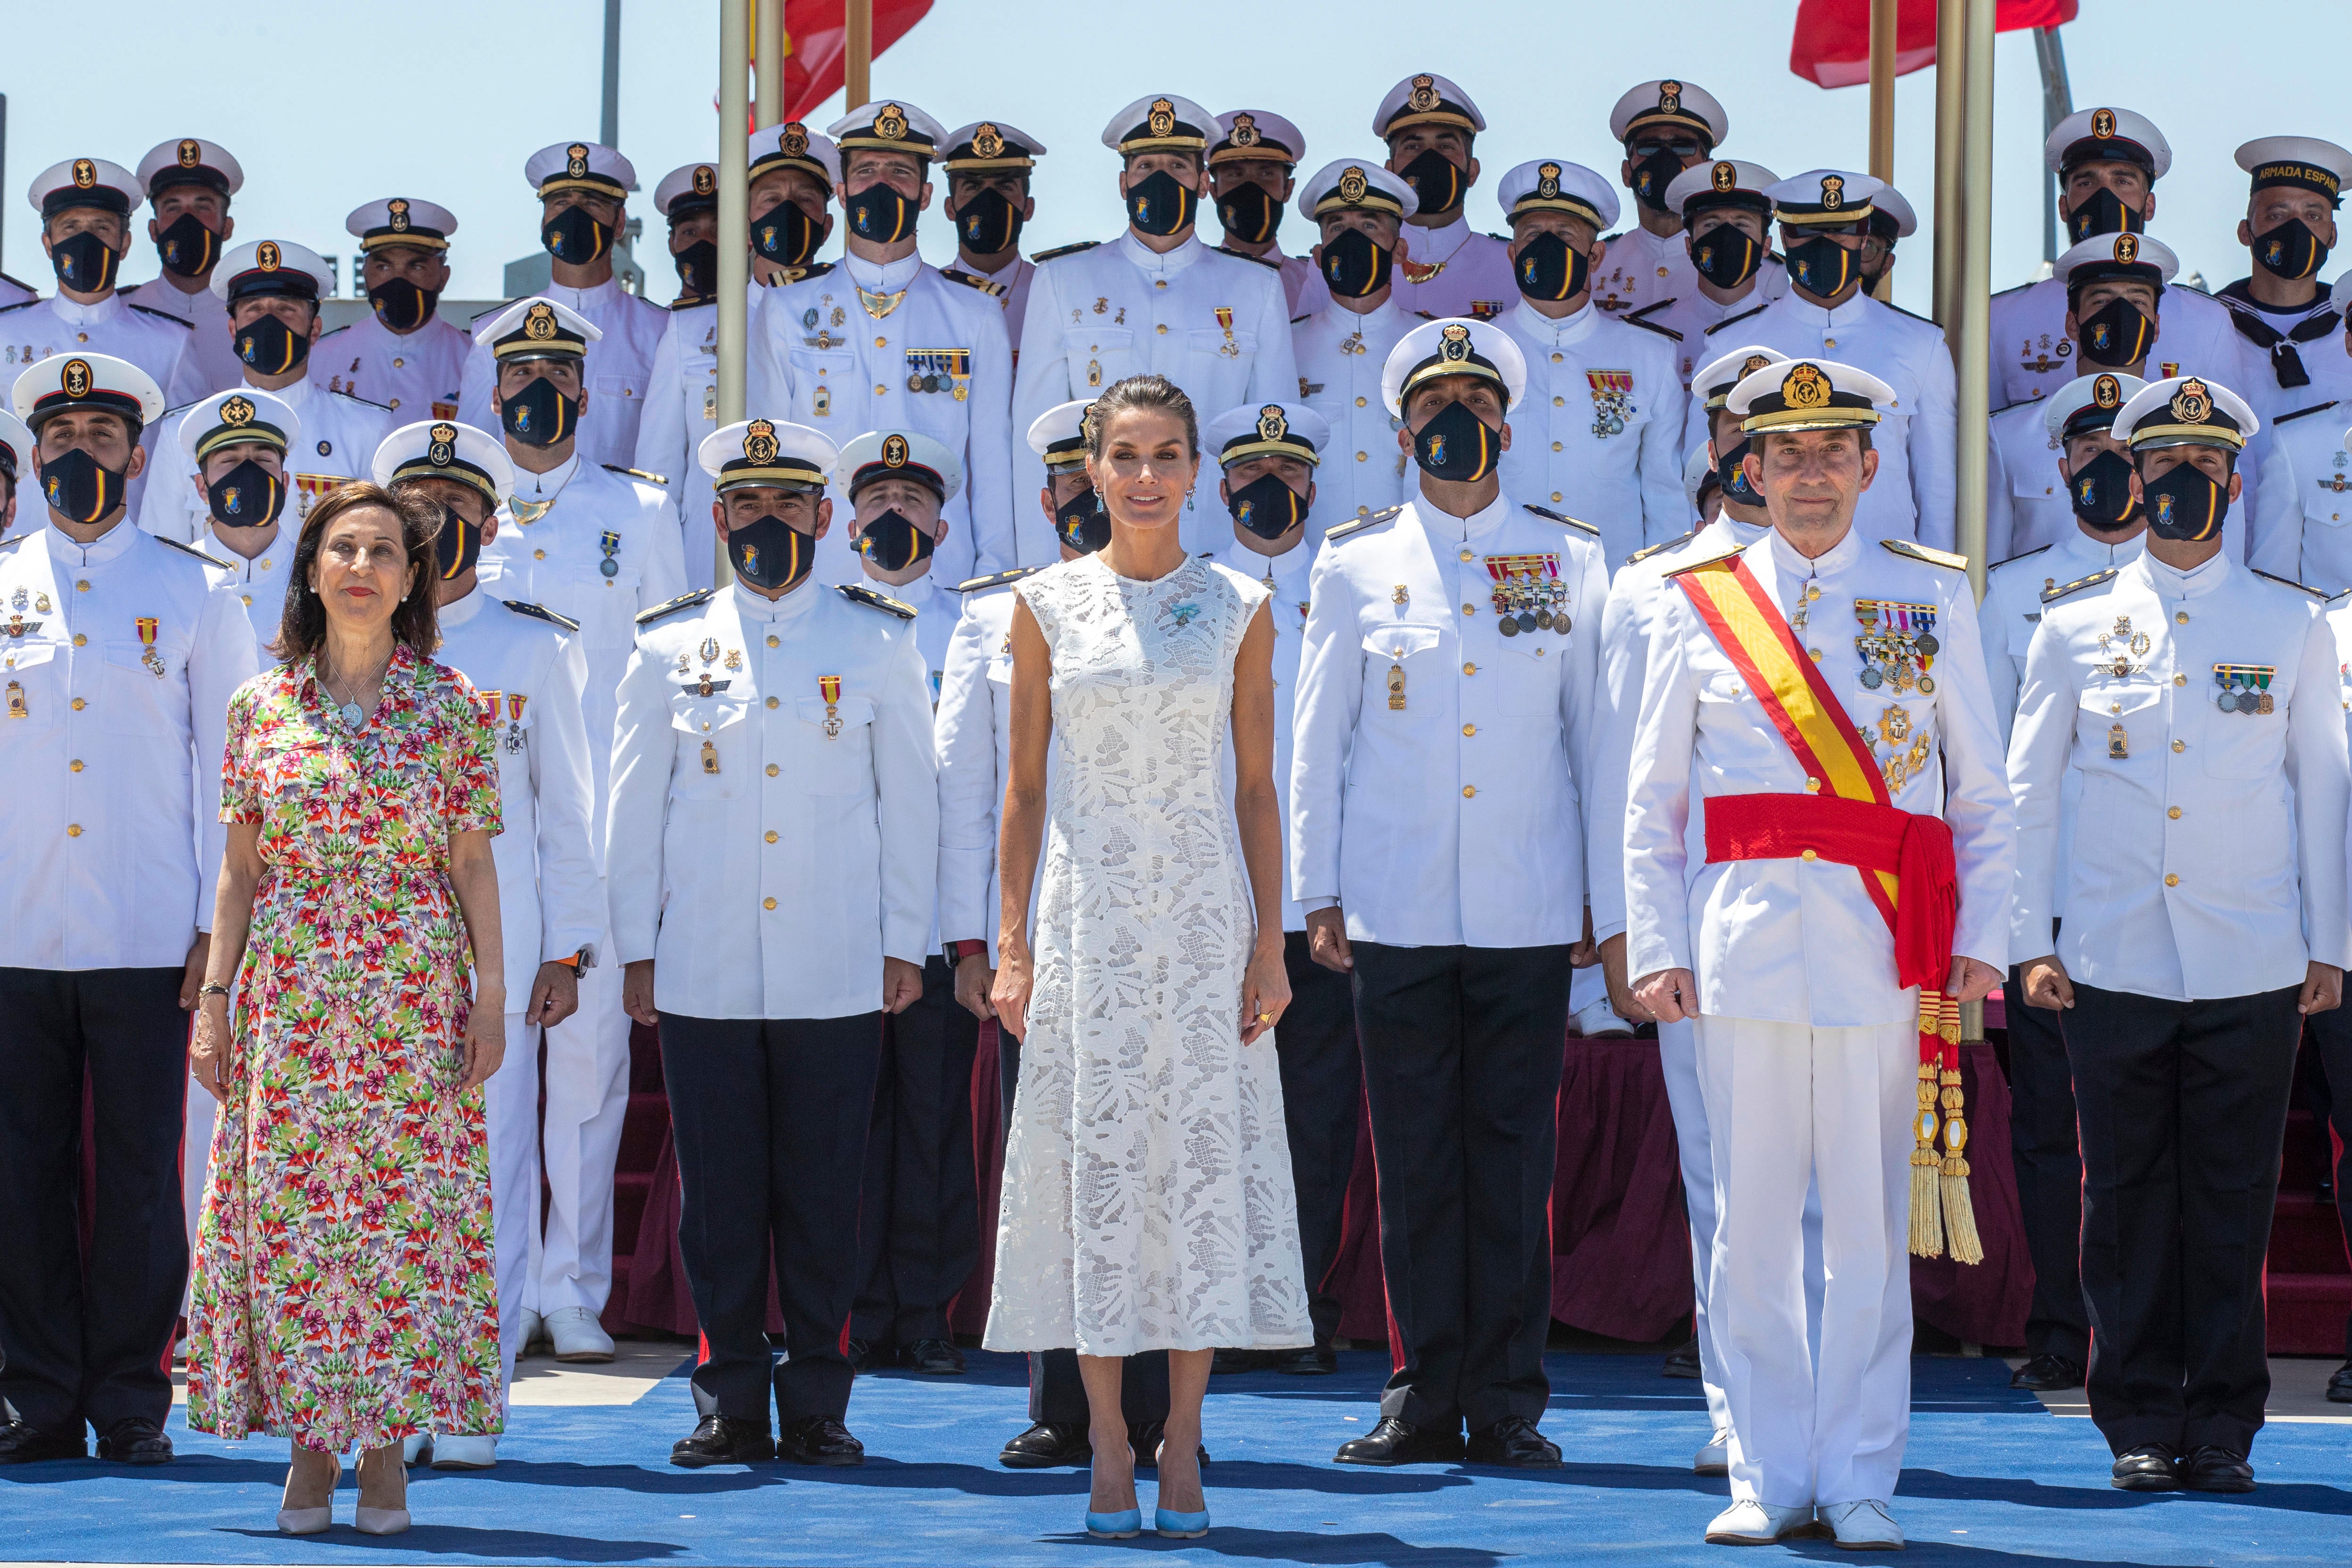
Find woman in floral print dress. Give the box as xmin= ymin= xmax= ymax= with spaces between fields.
xmin=184 ymin=483 xmax=508 ymax=1537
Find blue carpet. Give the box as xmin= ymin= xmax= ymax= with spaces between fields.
xmin=3 ymin=1352 xmax=2348 ymax=1564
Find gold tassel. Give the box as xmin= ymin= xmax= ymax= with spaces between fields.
xmin=1938 ymin=1063 xmax=1984 ymax=1264
xmin=1909 ymin=1057 xmax=1945 ymax=1258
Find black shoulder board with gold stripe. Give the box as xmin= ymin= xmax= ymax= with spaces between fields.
xmin=1881 ymin=538 xmax=1968 ymax=571
xmin=635 ymin=588 xmax=715 ymax=626
xmin=1213 ymin=246 xmax=1280 ymax=271
xmin=156 ymin=535 xmax=232 ymax=570
xmin=0 ymin=531 xmax=26 ymax=551
xmin=334 ymin=389 xmax=394 ymax=413
xmin=1662 ymin=540 xmax=1747 ymax=577
xmin=1523 ymin=504 xmax=1600 ymax=538
xmin=469 ymin=297 xmax=522 ymax=326
xmin=1990 ymin=542 xmax=2053 ymax=571
xmin=670 ymin=294 xmax=714 ymax=312
xmin=2275 ymin=399 xmax=2342 ymax=426
xmin=2042 ymin=568 xmax=2116 ymax=604
xmin=2252 ymin=567 xmax=2331 ymax=600
xmin=839 ymin=583 xmax=916 ymax=618
xmin=940 ymin=267 xmax=1008 ymax=298
xmin=1324 ymin=505 xmax=1403 ymax=543
xmin=603 ymin=464 xmax=669 ymax=487
xmin=1878 ymin=299 xmax=1938 ymax=327
xmin=1623 ymin=299 xmax=1683 ymax=341
xmin=955 ymin=564 xmax=1045 ymax=593
xmin=0 ymin=299 xmax=37 ymax=318
xmin=1625 ymin=528 xmax=1701 ymax=567
xmin=503 ymin=599 xmax=582 ymax=632
xmin=1031 ymin=241 xmax=1102 ymax=263
xmin=1702 ymin=302 xmax=1769 ymax=337
xmin=128 ymin=303 xmax=192 ymax=329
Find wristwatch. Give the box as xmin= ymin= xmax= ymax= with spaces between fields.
xmin=562 ymin=945 xmax=598 ymax=975
xmin=944 ymin=940 xmax=989 ymax=964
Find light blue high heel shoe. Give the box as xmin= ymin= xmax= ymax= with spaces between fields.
xmin=1085 ymin=1508 xmax=1142 ymax=1539
xmin=1155 ymin=1505 xmax=1211 ymax=1539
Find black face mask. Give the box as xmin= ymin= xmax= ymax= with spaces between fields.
xmin=1629 ymin=148 xmax=1686 ymax=215
xmin=1691 ymin=226 xmax=1763 ymax=290
xmin=1227 ymin=471 xmax=1308 ymax=539
xmin=728 ymin=513 xmax=817 ymax=590
xmin=541 ymin=203 xmax=612 ymax=265
xmin=1716 ymin=440 xmax=1763 ymax=510
xmin=51 ymin=230 xmax=121 ymax=293
xmin=2067 ymin=448 xmax=2141 ymax=530
xmin=1053 ymin=485 xmax=1110 ymax=553
xmin=2254 ymin=216 xmax=2330 ymax=282
xmin=2066 ymin=184 xmax=2146 ymax=246
xmin=434 ymin=502 xmax=483 ymax=579
xmin=205 ymin=459 xmax=285 ymax=530
xmin=752 ymin=199 xmax=821 ymax=266
xmin=1125 ymin=169 xmax=1197 ymax=238
xmin=673 ymin=240 xmax=718 ymax=298
xmin=855 ymin=507 xmax=935 ymax=572
xmin=234 ymin=311 xmax=310 ymax=375
xmin=1513 ymin=232 xmax=1588 ymax=303
xmin=155 ymin=211 xmax=220 ymax=280
xmin=1216 ymin=183 xmax=1281 ymax=246
xmin=501 ymin=374 xmax=578 ymax=448
xmin=2075 ymin=295 xmax=2155 ymax=367
xmin=367 ymin=276 xmax=439 ymax=332
xmin=1396 ymin=149 xmax=1464 ymax=216
xmin=2142 ymin=458 xmax=2230 ymax=543
xmin=1412 ymin=398 xmax=1501 ymax=483
xmin=845 ymin=182 xmax=917 ymax=245
xmin=39 ymin=446 xmax=130 ymax=524
xmin=1785 ymin=233 xmax=1857 ymax=297
xmin=954 ymin=187 xmax=1023 ymax=254
xmin=1320 ymin=226 xmax=1393 ymax=299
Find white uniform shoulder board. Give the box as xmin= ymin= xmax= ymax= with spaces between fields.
xmin=1662 ymin=540 xmax=1748 ymax=577
xmin=1625 ymin=528 xmax=1701 ymax=566
xmin=955 ymin=564 xmax=1045 ymax=593
xmin=2251 ymin=566 xmax=2330 ymax=600
xmin=503 ymin=598 xmax=582 ymax=631
xmin=155 ymin=535 xmax=233 ymax=570
xmin=838 ymin=583 xmax=917 ymax=619
xmin=603 ymin=463 xmax=669 ymax=487
xmin=2042 ymin=568 xmax=2117 ymax=604
xmin=1881 ymin=538 xmax=1970 ymax=572
xmin=1523 ymin=504 xmax=1600 ymax=537
xmin=635 ymin=587 xmax=715 ymax=627
xmin=1324 ymin=505 xmax=1403 ymax=543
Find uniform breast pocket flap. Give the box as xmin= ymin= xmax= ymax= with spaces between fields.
xmin=794 ymin=693 xmax=877 ymax=794
xmin=1 ymin=639 xmax=62 ymax=734
xmin=593 ymin=371 xmax=637 ymax=402
xmin=2078 ymin=680 xmax=2160 ymax=769
xmin=1363 ymin=624 xmax=1442 ymax=716
xmin=1362 ymin=623 xmax=1443 ymax=666
xmin=100 ymin=639 xmax=177 ymax=735
xmin=668 ymin=691 xmax=749 ymax=796
xmin=2304 ymin=489 xmax=2352 ymax=529
xmin=1189 ymin=327 xmax=1258 ymax=357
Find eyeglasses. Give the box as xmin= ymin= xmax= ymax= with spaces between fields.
xmin=1630 ymin=137 xmax=1707 ymax=160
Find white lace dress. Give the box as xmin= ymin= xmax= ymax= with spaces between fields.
xmin=984 ymin=552 xmax=1311 ymax=1358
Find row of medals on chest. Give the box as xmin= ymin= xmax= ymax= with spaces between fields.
xmin=2091 ymin=613 xmax=2278 ymax=759
xmin=1812 ymin=591 xmax=1942 ymax=792
xmin=677 ymin=635 xmax=850 ymax=771
xmin=1382 ymin=557 xmax=1570 ymax=711
xmin=7 ymin=584 xmax=166 ymax=718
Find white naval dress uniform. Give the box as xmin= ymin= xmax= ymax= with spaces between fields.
xmin=122 ymin=275 xmax=241 ymax=396
xmin=1985 ymin=397 xmax=2080 ymax=564
xmin=2216 ymin=290 xmax=2352 ymax=429
xmin=1623 ymin=528 xmax=2012 ymax=1510
xmin=432 ymin=588 xmax=601 ymax=1390
xmin=318 ymin=312 xmax=471 ymax=421
xmin=1590 ymin=223 xmax=1695 ymax=321
xmin=1217 ymin=243 xmax=1325 ymax=317
xmin=1387 ymin=213 xmax=1516 ymax=322
xmin=1292 ymin=298 xmax=1415 ymax=547
xmin=1989 ymin=276 xmax=2252 ymax=408
xmin=2250 ymin=400 xmax=2352 ymax=592
xmin=1496 ymin=299 xmax=1688 ymax=565
xmin=934 ymin=572 xmax=1029 ymax=971
xmin=140 ymin=377 xmax=393 ymax=544
xmin=0 ymin=274 xmax=33 ymax=308
xmin=1 ymin=293 xmax=205 ymax=514
xmin=460 ymin=279 xmax=667 ymax=472
xmin=477 ymin=454 xmax=687 ymax=1319
xmin=634 ymin=285 xmax=772 ymax=592
xmin=1012 ymin=233 xmax=1297 ymax=563
xmin=949 ymin=255 xmax=1036 ymax=365
xmin=1647 ymin=275 xmax=1785 ymax=392
xmin=748 ymin=253 xmax=1016 ymax=591
xmin=199 ymin=536 xmax=296 ymax=656
xmin=1684 ymin=292 xmax=1957 ymax=549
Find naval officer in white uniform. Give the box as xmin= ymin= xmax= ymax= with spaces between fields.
xmin=175 ymin=387 xmax=302 ymax=653
xmin=1368 ymin=73 xmax=1515 ymax=321
xmin=1645 ymin=160 xmax=1785 ymax=389
xmin=1589 ymin=78 xmax=1729 ymax=323
xmin=1289 ymin=160 xmax=1420 ymax=545
xmin=121 ymin=138 xmax=245 ymax=395
xmin=328 ymin=199 xmax=471 ymax=422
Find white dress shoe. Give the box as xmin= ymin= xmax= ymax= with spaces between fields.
xmin=1705 ymin=1500 xmax=1815 ymax=1545
xmin=430 ymin=1434 xmax=498 ymax=1469
xmin=518 ymin=1308 xmax=547 ymax=1353
xmin=1694 ymin=1427 xmax=1732 ymax=1476
xmin=544 ymin=1305 xmax=615 ymax=1362
xmin=1572 ymin=996 xmax=1634 ymax=1038
xmin=1821 ymin=1499 xmax=1904 ymax=1550
xmin=399 ymin=1433 xmax=431 ymax=1465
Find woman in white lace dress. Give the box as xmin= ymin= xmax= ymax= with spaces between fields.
xmin=987 ymin=376 xmax=1308 ymax=1538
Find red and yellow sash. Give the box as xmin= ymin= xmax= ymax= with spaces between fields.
xmin=1670 ymin=549 xmax=1981 ymax=1263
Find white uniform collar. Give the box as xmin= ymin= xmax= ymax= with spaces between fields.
xmin=1410 ymin=211 xmax=1473 ymax=268
xmin=875 ymin=570 xmax=946 ymax=614
xmin=514 ymin=453 xmax=581 ymax=498
xmin=204 ymin=527 xmax=283 ymax=581
xmin=2060 ymin=527 xmax=2148 ymax=571
xmin=1768 ymin=522 xmax=1864 ymax=580
xmin=844 ymin=250 xmax=923 ymax=292
xmin=1504 ymin=297 xmax=1599 ymax=347
xmin=541 ymin=276 xmax=623 ymax=312
xmin=1715 ymin=514 xmax=1773 ymax=549
xmin=258 ymin=372 xmax=321 ymax=411
xmin=2137 ymin=546 xmax=2231 ymax=601
xmin=46 ymin=290 xmax=124 ymax=326
xmin=438 ymin=587 xmax=488 ymax=630
xmin=1116 ymin=231 xmax=1205 ymax=278
xmin=1413 ymin=489 xmax=1513 ymax=545
xmin=731 ymin=576 xmax=822 ymax=622
xmin=43 ymin=514 xmax=141 ymax=565
xmin=1330 ymin=294 xmax=1405 ymax=332
xmin=1230 ymin=535 xmax=1312 ymax=585
xmin=1778 ymin=289 xmax=1872 ymax=328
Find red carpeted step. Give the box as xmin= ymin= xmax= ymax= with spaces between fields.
xmin=2268 ymin=1193 xmax=2348 ymax=1275
xmin=618 ymin=1091 xmax=670 ymax=1170
xmin=612 ymin=1169 xmax=653 ymax=1257
xmin=2265 ymin=1272 xmax=2352 ymax=1355
xmin=2281 ymin=1108 xmax=2330 ymax=1192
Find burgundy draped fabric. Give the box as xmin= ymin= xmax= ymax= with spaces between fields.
xmin=1910 ymin=1038 xmax=2034 ymax=1345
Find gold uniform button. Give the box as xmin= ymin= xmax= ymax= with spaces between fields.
xmin=1357 ymin=451 xmax=1368 ymax=462
xmin=241 ymin=595 xmax=252 ymax=606
xmin=72 ymin=633 xmax=86 ymax=647
xmin=71 ymin=697 xmax=86 ymax=711
xmin=766 ymin=696 xmax=779 ymax=709
xmin=1551 ymin=491 xmax=1563 ymax=502
xmin=1808 ymin=648 xmax=1822 ymax=661
xmin=1156 ymin=323 xmax=1168 ymax=335
xmin=1463 ymin=785 xmax=1477 ymax=798
xmin=2168 ymin=806 xmax=2182 ymax=820
xmin=66 ymin=824 xmax=82 ymax=838
xmin=77 ymin=332 xmax=89 ymax=343
xmin=1551 ymin=441 xmax=1563 ymax=452
xmin=2171 ymin=739 xmax=2186 ymax=753
xmin=69 ymin=760 xmax=83 ymax=773
xmin=1463 ymin=723 xmax=1476 ymax=736
xmin=534 ymin=548 xmax=546 ymax=560
xmin=1656 ymin=265 xmax=1670 ymax=277
xmin=1824 ymin=337 xmax=1837 ymax=348
xmin=765 ymin=830 xmax=779 ymax=843
xmin=1463 ymin=661 xmax=1477 ymax=675
xmin=1806 ymin=585 xmax=1821 ymax=600
xmin=1550 ymin=352 xmax=1563 ymax=363
xmin=1805 ymin=776 xmax=1821 ymax=793
xmin=1463 ymin=603 xmax=1476 ymax=615
xmin=392 ymin=357 xmax=404 ymax=368
xmin=1553 ymin=396 xmax=1565 ymax=407
xmin=766 ymin=763 xmax=780 ymax=776
xmin=2111 ymin=702 xmax=2121 ymax=714
xmin=76 ymin=580 xmax=90 ymax=592
xmin=875 ymin=383 xmax=889 ymax=395
xmin=764 ymin=896 xmax=778 ymax=910
xmin=767 ymin=634 xmax=779 ymax=647
xmin=1801 ymin=848 xmax=1818 ymax=862
xmin=2164 ymin=873 xmax=2179 ymax=887
xmin=2175 ymin=610 xmax=2189 ymax=623
xmin=2174 ymin=673 xmax=2186 ymax=686
xmin=1154 ymin=278 xmax=1168 ymax=289
xmin=1459 ymin=548 xmax=1474 ymax=562
xmin=874 ymin=336 xmax=887 ymax=348
xmin=1355 ymin=396 xmax=1367 ymax=407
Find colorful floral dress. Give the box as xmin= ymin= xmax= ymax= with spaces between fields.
xmin=185 ymin=645 xmax=504 ymax=1453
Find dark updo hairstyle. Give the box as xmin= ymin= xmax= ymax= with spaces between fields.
xmin=1083 ymin=373 xmax=1199 ymax=461
xmin=277 ymin=481 xmax=444 ymax=664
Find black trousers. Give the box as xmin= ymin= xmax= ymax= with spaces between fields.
xmin=0 ymin=967 xmax=188 ymax=1436
xmin=661 ymin=1010 xmax=883 ymax=1427
xmin=1275 ymin=930 xmax=1362 ymax=1349
xmin=853 ymin=957 xmax=982 ymax=1346
xmin=1353 ymin=941 xmax=1570 ymax=1432
xmin=2301 ymin=1006 xmax=2352 ymax=1358
xmin=2008 ymin=937 xmax=2091 ymax=1363
xmin=1000 ymin=1021 xmax=1170 ymax=1425
xmin=2069 ymin=981 xmax=2301 ymax=1456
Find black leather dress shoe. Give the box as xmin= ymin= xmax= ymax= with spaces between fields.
xmin=2181 ymin=1444 xmax=2255 ymax=1493
xmin=998 ymin=1420 xmax=1090 ymax=1468
xmin=901 ymin=1338 xmax=965 ymax=1375
xmin=2327 ymin=1360 xmax=2352 ymax=1403
xmin=781 ymin=1415 xmax=865 ymax=1466
xmin=1211 ymin=1348 xmax=1278 ymax=1374
xmin=1128 ymin=1420 xmax=1208 ymax=1468
xmin=1333 ymin=1417 xmax=1467 ymax=1466
xmin=2108 ymin=1444 xmax=2177 ymax=1491
xmin=95 ymin=1418 xmax=172 ymax=1465
xmin=1467 ymin=1415 xmax=1562 ymax=1468
xmin=2011 ymin=1352 xmax=2086 ymax=1391
xmin=1276 ymin=1346 xmax=1338 ymax=1376
xmin=1661 ymin=1336 xmax=1703 ymax=1379
xmin=0 ymin=1421 xmax=87 ymax=1465
xmin=670 ymin=1414 xmax=774 ymax=1468
xmin=845 ymin=1338 xmax=876 ymax=1375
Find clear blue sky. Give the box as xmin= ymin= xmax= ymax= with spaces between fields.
xmin=0 ymin=1 xmax=2327 ymax=316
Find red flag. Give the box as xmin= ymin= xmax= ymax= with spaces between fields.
xmin=780 ymin=2 xmax=935 ymax=123
xmin=1788 ymin=0 xmax=2077 ymax=90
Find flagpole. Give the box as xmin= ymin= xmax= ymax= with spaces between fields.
xmin=1932 ymin=0 xmax=1967 ymax=330
xmin=715 ymin=0 xmax=751 ymax=587
xmin=847 ymin=0 xmax=872 ymax=111
xmin=755 ymin=0 xmax=783 ymax=127
xmin=1867 ymin=0 xmax=1897 ymax=301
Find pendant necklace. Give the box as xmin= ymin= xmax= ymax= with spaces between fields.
xmin=510 ymin=461 xmax=579 ymax=527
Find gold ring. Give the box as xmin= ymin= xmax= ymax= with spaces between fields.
xmin=1254 ymin=1011 xmax=1272 ymax=1024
